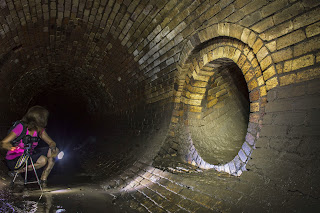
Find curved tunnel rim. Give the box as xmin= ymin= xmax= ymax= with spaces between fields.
xmin=172 ymin=24 xmax=272 ymax=176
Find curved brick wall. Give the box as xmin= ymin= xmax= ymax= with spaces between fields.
xmin=189 ymin=62 xmax=250 ymax=165
xmin=0 ymin=0 xmax=319 ymax=212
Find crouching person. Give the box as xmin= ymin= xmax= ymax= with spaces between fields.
xmin=1 ymin=106 xmax=59 ymax=187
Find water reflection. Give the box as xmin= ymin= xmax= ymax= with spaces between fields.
xmin=0 ymin=183 xmax=127 ymax=213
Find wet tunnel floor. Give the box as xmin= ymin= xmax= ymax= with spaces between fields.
xmin=0 ymin=173 xmax=136 ymax=213
xmin=1 ymin=165 xmax=315 ymax=213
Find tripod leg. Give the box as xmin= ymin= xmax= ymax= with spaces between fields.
xmin=30 ymin=158 xmax=42 ymax=191
xmin=10 ymin=172 xmax=19 ymax=188
xmin=12 ymin=172 xmax=18 ymax=183
xmin=24 ymin=159 xmax=28 ymax=185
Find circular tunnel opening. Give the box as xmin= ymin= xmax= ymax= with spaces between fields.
xmin=189 ymin=60 xmax=250 ymax=165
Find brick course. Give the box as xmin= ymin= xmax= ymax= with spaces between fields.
xmin=0 ymin=0 xmax=319 ymax=212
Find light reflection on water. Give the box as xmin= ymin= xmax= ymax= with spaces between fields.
xmin=0 ymin=184 xmax=127 ymax=213
xmin=0 ymin=189 xmax=58 ymax=213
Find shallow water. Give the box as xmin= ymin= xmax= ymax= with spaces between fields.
xmin=0 ymin=174 xmax=136 ymax=213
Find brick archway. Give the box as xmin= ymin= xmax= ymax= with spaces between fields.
xmin=173 ymin=37 xmax=267 ymax=176
xmin=178 ymin=23 xmax=279 ymax=91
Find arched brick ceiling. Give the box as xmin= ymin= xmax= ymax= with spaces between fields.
xmin=0 ymin=0 xmax=176 ymax=114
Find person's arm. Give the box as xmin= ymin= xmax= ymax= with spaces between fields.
xmin=40 ymin=130 xmax=58 ymax=155
xmin=1 ymin=132 xmax=18 ymax=151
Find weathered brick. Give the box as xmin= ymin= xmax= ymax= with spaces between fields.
xmin=276 ymin=63 xmax=284 ymax=74
xmin=246 ymin=132 xmax=256 ymax=145
xmin=251 ymin=16 xmax=274 ymax=33
xmin=260 ymin=55 xmax=273 ymax=71
xmin=250 ymin=89 xmax=260 ymax=102
xmin=238 ymin=149 xmax=247 ymax=162
xmin=260 ymin=20 xmax=293 ymax=41
xmin=207 ymin=98 xmax=218 ymax=108
xmin=306 ymin=21 xmax=320 ymax=38
xmin=296 ymin=67 xmax=320 ymax=82
xmin=279 ymin=73 xmax=297 ymax=86
xmin=271 ymin=48 xmax=293 ymax=63
xmin=141 ymin=187 xmax=164 ymax=204
xmin=245 ymin=69 xmax=255 ymax=82
xmin=241 ymin=0 xmax=268 ymax=16
xmin=248 ymin=31 xmax=257 ymax=47
xmin=294 ymin=36 xmax=320 ymax=57
xmin=251 ymin=58 xmax=260 ymax=69
xmin=263 ymin=66 xmax=276 ymax=80
xmin=250 ymin=102 xmax=260 ymax=112
xmin=236 ymin=54 xmax=246 ymax=69
xmin=226 ymin=8 xmax=245 ymax=22
xmin=187 ymin=85 xmax=206 ymax=93
xmin=247 ymin=51 xmax=255 ymax=62
xmin=273 ymin=2 xmax=304 ymax=25
xmin=290 ymin=126 xmax=320 ymax=136
xmin=148 ymin=205 xmax=166 ymax=213
xmin=242 ymin=142 xmax=252 ymax=156
xmin=178 ymin=199 xmax=201 ymax=212
xmin=216 ymin=4 xmax=235 ymax=22
xmin=259 ymin=124 xmax=288 ymax=137
xmin=273 ymin=112 xmax=306 ymax=126
xmin=293 ymin=7 xmax=320 ymax=30
xmin=218 ymin=22 xmax=230 ymax=36
xmin=248 ymin=78 xmax=258 ymax=91
xmin=241 ymin=60 xmax=252 ymax=75
xmin=277 ymin=83 xmax=306 ymax=98
xmin=189 ymin=106 xmax=202 ymax=113
xmin=239 ymin=10 xmax=262 ymax=27
xmin=241 ymin=28 xmax=251 ymax=44
xmin=216 ymin=89 xmax=227 ymax=98
xmin=276 ymin=30 xmax=306 ymax=50
xmin=232 ymin=49 xmax=242 ymax=63
xmin=187 ymin=98 xmax=202 ymax=106
xmin=260 ymin=85 xmax=267 ymax=96
xmin=294 ymin=96 xmax=320 ymax=110
xmin=248 ymin=122 xmax=260 ymax=136
xmin=191 ymin=80 xmax=207 ymax=88
xmin=266 ymin=77 xmax=279 ymax=90
xmin=229 ymin=24 xmax=244 ymax=40
xmin=180 ymin=189 xmax=213 ymax=209
xmin=256 ymin=46 xmax=269 ymax=62
xmin=234 ymin=0 xmax=251 ymax=9
xmin=292 ymin=54 xmax=315 ymax=71
xmin=261 ymin=0 xmax=289 ymax=18
xmin=265 ymin=41 xmax=277 ymax=52
xmin=166 ymin=182 xmax=184 ymax=194
xmin=283 ymin=60 xmax=292 ymax=73
xmin=160 ymin=200 xmax=181 ymax=212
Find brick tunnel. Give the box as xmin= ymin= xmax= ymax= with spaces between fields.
xmin=0 ymin=0 xmax=319 ymax=212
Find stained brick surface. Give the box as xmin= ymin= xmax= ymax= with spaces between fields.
xmin=0 ymin=0 xmax=319 ymax=212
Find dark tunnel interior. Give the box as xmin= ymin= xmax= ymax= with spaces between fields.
xmin=26 ymin=88 xmax=142 ymax=185
xmin=29 ymin=90 xmax=95 ymax=181
xmin=0 ymin=0 xmax=319 ymax=212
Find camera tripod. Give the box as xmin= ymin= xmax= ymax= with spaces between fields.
xmin=11 ymin=145 xmax=43 ymax=191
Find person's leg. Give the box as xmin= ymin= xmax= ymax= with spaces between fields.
xmin=16 ymin=155 xmax=47 ymax=173
xmin=40 ymin=157 xmax=54 ymax=181
xmin=31 ymin=155 xmax=48 ymax=170
xmin=40 ymin=148 xmax=56 ymax=181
